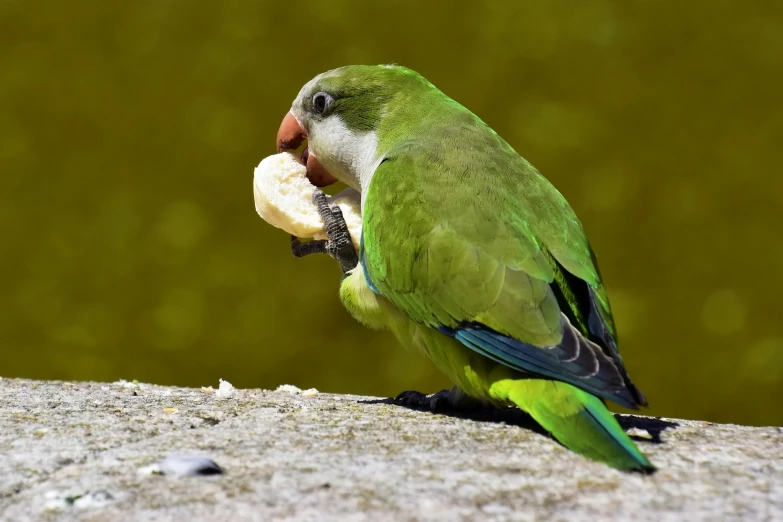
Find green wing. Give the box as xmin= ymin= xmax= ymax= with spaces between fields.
xmin=363 ymin=117 xmax=646 ymax=408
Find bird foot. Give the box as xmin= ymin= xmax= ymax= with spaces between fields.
xmin=290 ymin=189 xmax=359 ymax=275
xmin=394 ymin=386 xmax=485 ymax=413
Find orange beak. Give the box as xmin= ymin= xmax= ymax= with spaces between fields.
xmin=276 ymin=112 xmax=337 ymax=187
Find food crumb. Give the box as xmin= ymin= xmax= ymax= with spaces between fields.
xmin=163 ymin=408 xmax=178 ymax=414
xmin=215 ymin=378 xmax=235 ymax=399
xmin=200 ymin=386 xmax=214 ymax=395
xmin=276 ymin=384 xmax=302 ymax=395
xmin=113 ymin=379 xmax=145 ymax=389
xmin=626 ymin=427 xmax=653 ymax=439
xmin=301 ymin=388 xmax=319 ymax=397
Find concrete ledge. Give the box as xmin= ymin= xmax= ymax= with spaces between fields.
xmin=0 ymin=378 xmax=780 ymax=521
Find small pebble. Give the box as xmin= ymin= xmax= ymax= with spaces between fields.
xmin=163 ymin=408 xmax=178 ymax=414
xmin=482 ymin=502 xmax=512 ymax=515
xmin=301 ymin=388 xmax=319 ymax=397
xmin=74 ymin=490 xmax=115 ymax=509
xmin=43 ymin=490 xmax=116 ymax=510
xmin=142 ymin=456 xmax=224 ymax=477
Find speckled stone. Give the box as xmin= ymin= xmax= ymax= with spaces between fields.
xmin=0 ymin=378 xmax=780 ymax=521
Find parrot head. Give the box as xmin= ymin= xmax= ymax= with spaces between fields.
xmin=276 ymin=65 xmax=442 ymax=192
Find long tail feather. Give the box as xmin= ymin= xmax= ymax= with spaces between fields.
xmin=492 ymin=379 xmax=655 ymax=471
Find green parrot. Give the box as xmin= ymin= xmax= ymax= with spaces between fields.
xmin=277 ymin=65 xmax=654 ymax=472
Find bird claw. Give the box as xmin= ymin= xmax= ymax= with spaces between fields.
xmin=290 ymin=189 xmax=359 ymax=275
xmin=394 ymin=387 xmax=484 ymax=413
xmin=291 ymin=235 xmax=328 ymax=257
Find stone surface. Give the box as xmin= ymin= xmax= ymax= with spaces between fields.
xmin=0 ymin=378 xmax=780 ymax=521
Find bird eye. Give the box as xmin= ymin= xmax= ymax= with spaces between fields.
xmin=312 ymin=92 xmax=332 ymax=114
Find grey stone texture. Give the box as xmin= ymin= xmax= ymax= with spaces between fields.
xmin=1 ymin=378 xmax=780 ymax=521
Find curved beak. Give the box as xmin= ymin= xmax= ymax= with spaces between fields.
xmin=276 ymin=111 xmax=306 ymax=152
xmin=276 ymin=112 xmax=337 ymax=187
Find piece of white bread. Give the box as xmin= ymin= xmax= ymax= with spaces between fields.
xmin=253 ymin=152 xmax=362 ymax=250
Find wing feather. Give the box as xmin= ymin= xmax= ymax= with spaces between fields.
xmin=362 ymin=117 xmax=646 ymax=408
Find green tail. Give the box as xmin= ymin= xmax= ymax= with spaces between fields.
xmin=492 ymin=379 xmax=655 ymax=471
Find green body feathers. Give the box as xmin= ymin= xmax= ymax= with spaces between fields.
xmin=341 ymin=265 xmax=653 ymax=472
xmin=293 ymin=65 xmax=654 ymax=471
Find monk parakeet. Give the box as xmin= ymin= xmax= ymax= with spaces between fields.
xmin=277 ymin=65 xmax=654 ymax=471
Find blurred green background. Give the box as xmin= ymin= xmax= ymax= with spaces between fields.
xmin=1 ymin=0 xmax=781 ymax=426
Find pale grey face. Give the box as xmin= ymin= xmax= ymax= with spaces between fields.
xmin=288 ymin=69 xmax=383 ymax=194
xmin=281 ymin=65 xmax=433 ymax=194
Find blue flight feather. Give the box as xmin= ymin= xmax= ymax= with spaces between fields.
xmin=454 ymin=325 xmax=637 ymax=409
